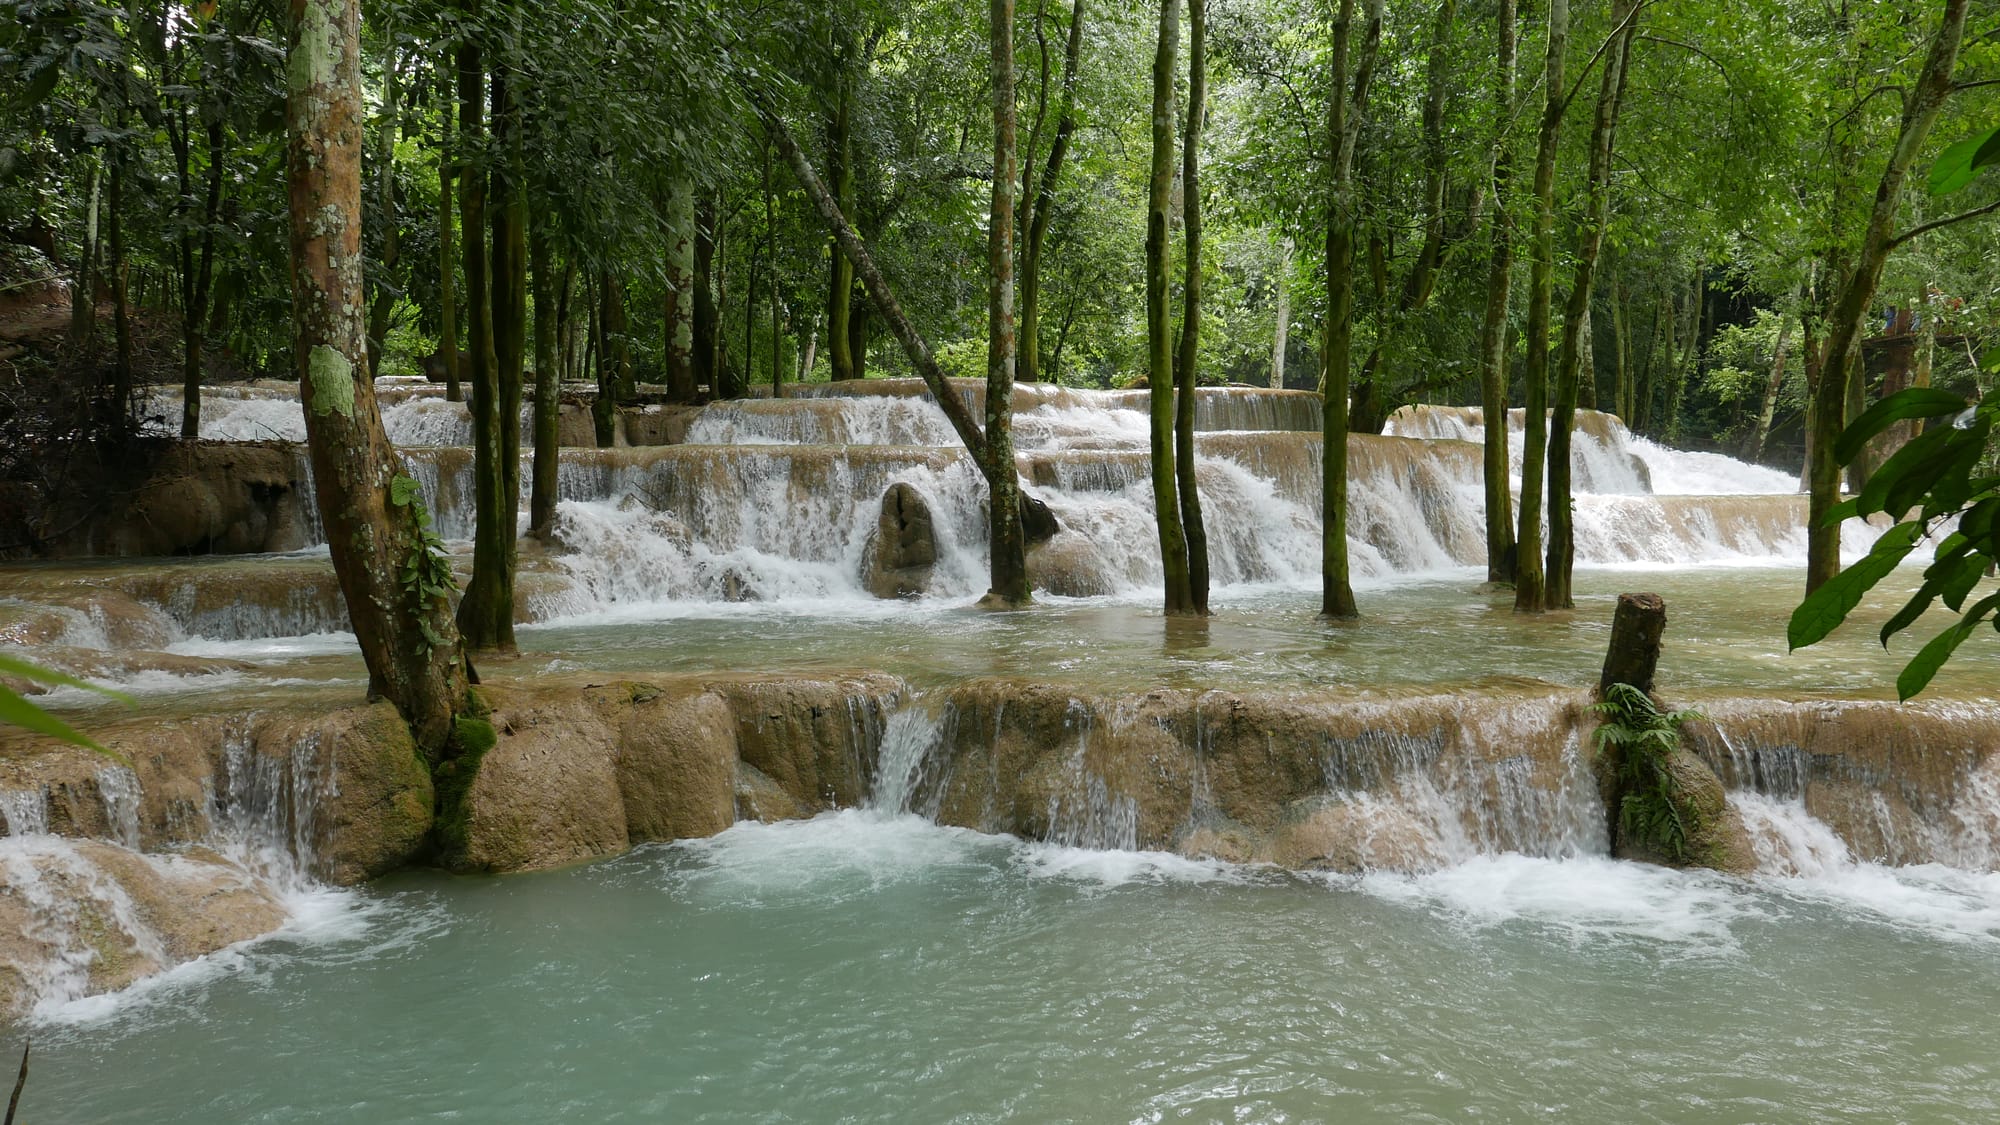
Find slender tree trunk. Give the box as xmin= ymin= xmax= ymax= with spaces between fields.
xmin=826 ymin=50 xmax=858 ymax=381
xmin=1320 ymin=0 xmax=1382 ymax=620
xmin=365 ymin=42 xmax=400 ymax=378
xmin=589 ymin=273 xmax=615 ymax=446
xmin=1349 ymin=0 xmax=1456 ymax=436
xmin=1609 ymin=272 xmax=1629 ymax=422
xmin=1665 ymin=272 xmax=1700 ymax=442
xmin=984 ymin=0 xmax=1030 ymax=607
xmin=1478 ymin=0 xmax=1518 ymax=584
xmin=765 ymin=140 xmax=783 ymax=396
xmin=695 ymin=195 xmax=724 ymax=397
xmin=1749 ymin=290 xmax=1797 ymax=462
xmin=1545 ymin=0 xmax=1637 ymax=610
xmin=109 ymin=158 xmax=132 ymax=422
xmin=605 ymin=273 xmax=631 ymax=397
xmin=1513 ymin=0 xmax=1566 ymax=614
xmin=458 ymin=40 xmax=520 ymax=654
xmin=530 ymin=226 xmax=560 ymax=539
xmin=179 ymin=119 xmax=225 ymax=438
xmin=1147 ymin=0 xmax=1192 ymax=615
xmin=68 ymin=163 xmax=98 ymax=350
xmin=663 ymin=178 xmax=696 ymax=401
xmin=1174 ymin=0 xmax=1211 ymax=615
xmin=1019 ymin=0 xmax=1086 ymax=385
xmin=1270 ymin=234 xmax=1291 ymax=390
xmin=287 ymin=0 xmax=467 ymax=752
xmin=437 ymin=90 xmax=462 ymax=402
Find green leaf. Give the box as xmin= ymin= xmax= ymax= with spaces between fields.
xmin=1856 ymin=425 xmax=1956 ymax=517
xmin=1898 ymin=594 xmax=2000 ymax=700
xmin=390 ymin=474 xmax=421 ymax=507
xmin=1929 ymin=126 xmax=2000 ymax=195
xmin=0 ymin=653 xmax=133 ymax=703
xmin=1834 ymin=388 xmax=1968 ymax=465
xmin=1789 ymin=522 xmax=1924 ymax=650
xmin=1819 ymin=497 xmax=1860 ymax=528
xmin=13 ymin=64 xmax=59 ymax=111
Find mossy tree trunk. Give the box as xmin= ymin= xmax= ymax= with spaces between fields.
xmin=1319 ymin=0 xmax=1382 ymax=621
xmin=1174 ymin=0 xmax=1211 ymax=615
xmin=1545 ymin=0 xmax=1638 ymax=611
xmin=287 ymin=0 xmax=467 ymax=752
xmin=1147 ymin=0 xmax=1192 ymax=615
xmin=1512 ymin=0 xmax=1566 ymax=615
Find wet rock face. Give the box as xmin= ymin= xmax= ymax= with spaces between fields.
xmin=863 ymin=483 xmax=938 ymax=599
xmin=67 ymin=441 xmax=318 ymax=558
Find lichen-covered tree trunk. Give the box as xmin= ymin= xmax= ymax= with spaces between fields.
xmin=984 ymin=0 xmax=1030 ymax=607
xmin=1512 ymin=0 xmax=1565 ymax=615
xmin=663 ymin=177 xmax=696 ymax=402
xmin=287 ymin=0 xmax=467 ymax=752
xmin=1807 ymin=0 xmax=1969 ymax=593
xmin=1019 ymin=0 xmax=1085 ymax=386
xmin=529 ymin=225 xmax=559 ymax=539
xmin=1477 ymin=1 xmax=1517 ymax=585
xmin=1147 ymin=0 xmax=1191 ymax=616
xmin=1545 ymin=0 xmax=1637 ymax=611
xmin=1174 ymin=0 xmax=1211 ymax=616
xmin=1320 ymin=0 xmax=1382 ymax=621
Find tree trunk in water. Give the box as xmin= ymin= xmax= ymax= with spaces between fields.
xmin=1477 ymin=0 xmax=1517 ymax=584
xmin=529 ymin=227 xmax=560 ymax=539
xmin=1513 ymin=0 xmax=1566 ymax=614
xmin=287 ymin=0 xmax=467 ymax=753
xmin=1147 ymin=0 xmax=1192 ymax=615
xmin=983 ymin=0 xmax=1030 ymax=607
xmin=1320 ymin=0 xmax=1382 ymax=620
xmin=1270 ymin=234 xmax=1291 ymax=390
xmin=1173 ymin=0 xmax=1210 ymax=615
xmin=1019 ymin=0 xmax=1086 ymax=385
xmin=1599 ymin=592 xmax=1665 ymax=697
xmin=1545 ymin=0 xmax=1637 ymax=611
xmin=663 ymin=178 xmax=696 ymax=401
xmin=457 ymin=41 xmax=519 ymax=655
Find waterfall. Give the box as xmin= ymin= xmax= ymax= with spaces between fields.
xmin=867 ymin=706 xmax=945 ymax=816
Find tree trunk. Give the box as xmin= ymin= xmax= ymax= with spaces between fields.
xmin=826 ymin=51 xmax=858 ymax=382
xmin=1019 ymin=0 xmax=1086 ymax=385
xmin=68 ymin=163 xmax=98 ymax=351
xmin=1545 ymin=0 xmax=1637 ymax=610
xmin=1609 ymin=272 xmax=1629 ymax=422
xmin=108 ymin=158 xmax=132 ymax=422
xmin=663 ymin=177 xmax=696 ymax=401
xmin=530 ymin=227 xmax=560 ymax=539
xmin=984 ymin=0 xmax=1030 ymax=607
xmin=437 ymin=90 xmax=462 ymax=402
xmin=1599 ymin=592 xmax=1665 ymax=697
xmin=457 ymin=38 xmax=520 ymax=655
xmin=1749 ymin=292 xmax=1797 ymax=462
xmin=1513 ymin=0 xmax=1566 ymax=614
xmin=765 ymin=140 xmax=783 ymax=396
xmin=1147 ymin=0 xmax=1192 ymax=615
xmin=287 ymin=0 xmax=467 ymax=753
xmin=365 ymin=42 xmax=400 ymax=378
xmin=179 ymin=119 xmax=225 ymax=438
xmin=695 ymin=194 xmax=722 ymax=397
xmin=1477 ymin=0 xmax=1517 ymax=585
xmin=1320 ymin=0 xmax=1382 ymax=621
xmin=1270 ymin=234 xmax=1291 ymax=390
xmin=1174 ymin=0 xmax=1211 ymax=615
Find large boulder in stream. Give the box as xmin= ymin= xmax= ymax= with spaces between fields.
xmin=863 ymin=483 xmax=939 ymax=599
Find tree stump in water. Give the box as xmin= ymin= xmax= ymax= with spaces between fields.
xmin=1599 ymin=592 xmax=1666 ymax=697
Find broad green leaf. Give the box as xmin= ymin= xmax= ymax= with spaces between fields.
xmin=1789 ymin=522 xmax=1923 ymax=650
xmin=1856 ymin=426 xmax=1956 ymax=517
xmin=0 ymin=653 xmax=133 ymax=702
xmin=1928 ymin=127 xmax=2000 ymax=194
xmin=1834 ymin=388 xmax=1968 ymax=464
xmin=1898 ymin=594 xmax=2000 ymax=701
xmin=390 ymin=474 xmax=421 ymax=507
xmin=1819 ymin=497 xmax=1859 ymax=528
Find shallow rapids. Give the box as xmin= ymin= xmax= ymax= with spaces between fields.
xmin=18 ymin=811 xmax=2000 ymax=1123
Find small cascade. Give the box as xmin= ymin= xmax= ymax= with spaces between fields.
xmin=1 ymin=787 xmax=50 ymax=835
xmin=867 ymin=706 xmax=946 ymax=816
xmin=94 ymin=766 xmax=143 ymax=849
xmin=1733 ymin=792 xmax=1854 ymax=877
xmin=211 ymin=725 xmax=330 ymax=886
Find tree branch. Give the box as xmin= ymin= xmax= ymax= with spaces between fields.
xmin=1889 ymin=196 xmax=2000 ymax=249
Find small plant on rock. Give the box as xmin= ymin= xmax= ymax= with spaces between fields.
xmin=1591 ymin=683 xmax=1704 ymax=862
